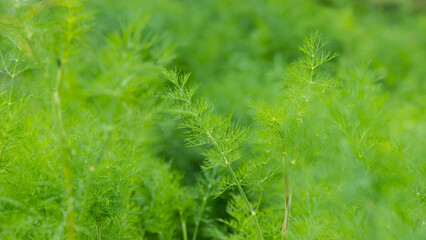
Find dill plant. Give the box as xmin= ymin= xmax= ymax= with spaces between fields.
xmin=163 ymin=69 xmax=263 ymax=239
xmin=164 ymin=32 xmax=339 ymax=239
xmin=253 ymin=31 xmax=338 ymax=239
xmin=0 ymin=1 xmax=186 ymax=239
xmin=1 ymin=1 xmax=424 ymax=239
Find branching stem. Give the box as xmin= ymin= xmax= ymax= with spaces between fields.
xmin=228 ymin=164 xmax=264 ymax=240
xmin=204 ymin=131 xmax=264 ymax=240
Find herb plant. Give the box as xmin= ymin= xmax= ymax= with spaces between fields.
xmin=1 ymin=0 xmax=424 ymax=240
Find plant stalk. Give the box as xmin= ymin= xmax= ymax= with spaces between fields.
xmin=179 ymin=210 xmax=188 ymax=240
xmin=204 ymin=131 xmax=264 ymax=240
xmin=192 ymin=184 xmax=211 ymax=240
xmin=96 ymin=222 xmax=102 ymax=240
xmin=8 ymin=76 xmax=14 ymax=105
xmin=228 ymin=165 xmax=264 ymax=240
xmin=281 ymin=153 xmax=295 ymax=240
xmin=54 ymin=61 xmax=75 ymax=240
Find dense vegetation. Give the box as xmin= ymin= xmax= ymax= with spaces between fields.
xmin=0 ymin=0 xmax=425 ymax=239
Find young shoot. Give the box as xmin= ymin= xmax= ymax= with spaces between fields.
xmin=163 ymin=68 xmax=264 ymax=240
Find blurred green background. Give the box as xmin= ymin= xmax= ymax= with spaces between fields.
xmin=89 ymin=0 xmax=426 ymax=132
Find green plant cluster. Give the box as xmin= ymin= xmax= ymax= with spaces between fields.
xmin=0 ymin=0 xmax=425 ymax=239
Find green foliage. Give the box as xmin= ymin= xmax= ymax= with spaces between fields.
xmin=164 ymin=69 xmax=251 ymax=170
xmin=1 ymin=0 xmax=425 ymax=240
xmin=164 ymin=68 xmax=264 ymax=239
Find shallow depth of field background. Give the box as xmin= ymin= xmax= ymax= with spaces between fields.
xmin=0 ymin=0 xmax=425 ymax=239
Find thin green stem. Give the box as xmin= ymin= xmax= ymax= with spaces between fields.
xmin=179 ymin=210 xmax=188 ymax=240
xmin=192 ymin=183 xmax=212 ymax=240
xmin=256 ymin=190 xmax=263 ymax=210
xmin=281 ymin=153 xmax=295 ymax=240
xmin=169 ymin=79 xmax=264 ymax=239
xmin=54 ymin=61 xmax=75 ymax=240
xmin=204 ymin=131 xmax=263 ymax=239
xmin=8 ymin=76 xmax=14 ymax=105
xmin=228 ymin=164 xmax=264 ymax=240
xmin=55 ymin=2 xmax=80 ymax=237
xmin=96 ymin=222 xmax=102 ymax=240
